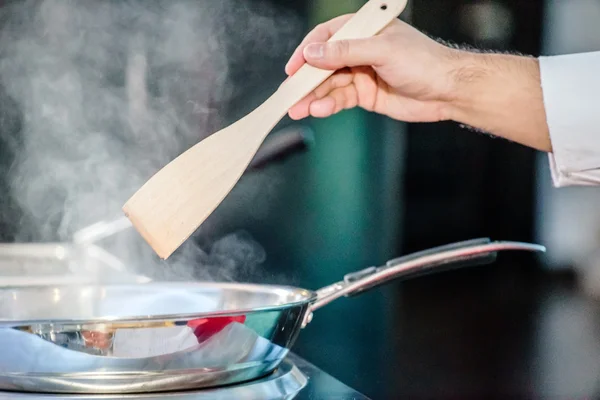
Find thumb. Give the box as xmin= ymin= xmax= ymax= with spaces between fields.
xmin=303 ymin=38 xmax=387 ymax=70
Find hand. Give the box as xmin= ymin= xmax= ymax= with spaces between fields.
xmin=285 ymin=16 xmax=458 ymax=123
xmin=285 ymin=15 xmax=552 ymax=152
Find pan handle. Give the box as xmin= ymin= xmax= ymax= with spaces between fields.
xmin=302 ymin=238 xmax=545 ymax=327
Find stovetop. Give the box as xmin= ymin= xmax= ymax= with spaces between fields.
xmin=0 ymin=353 xmax=369 ymax=400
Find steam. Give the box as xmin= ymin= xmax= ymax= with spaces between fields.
xmin=0 ymin=0 xmax=301 ymax=282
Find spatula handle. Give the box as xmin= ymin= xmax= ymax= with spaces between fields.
xmin=272 ymin=0 xmax=408 ymax=114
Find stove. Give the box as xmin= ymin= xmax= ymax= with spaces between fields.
xmin=0 ymin=353 xmax=369 ymax=400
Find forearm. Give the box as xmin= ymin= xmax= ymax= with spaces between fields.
xmin=445 ymin=52 xmax=552 ymax=152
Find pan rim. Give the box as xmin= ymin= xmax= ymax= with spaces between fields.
xmin=0 ymin=281 xmax=318 ymax=327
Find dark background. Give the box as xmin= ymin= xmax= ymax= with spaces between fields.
xmin=233 ymin=1 xmax=600 ymax=398
xmin=2 ymin=0 xmax=600 ymax=398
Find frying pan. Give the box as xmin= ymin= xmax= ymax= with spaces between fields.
xmin=0 ymin=238 xmax=544 ymax=394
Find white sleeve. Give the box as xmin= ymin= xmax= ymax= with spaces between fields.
xmin=539 ymin=51 xmax=600 ymax=187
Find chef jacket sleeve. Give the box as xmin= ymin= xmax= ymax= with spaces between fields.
xmin=539 ymin=51 xmax=600 ymax=187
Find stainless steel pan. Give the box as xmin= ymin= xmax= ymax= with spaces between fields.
xmin=0 ymin=238 xmax=545 ymax=394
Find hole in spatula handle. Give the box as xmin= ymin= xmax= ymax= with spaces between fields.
xmin=380 ymin=4 xmax=388 ymax=10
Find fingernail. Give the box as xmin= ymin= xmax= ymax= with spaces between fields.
xmin=304 ymin=43 xmax=324 ymax=59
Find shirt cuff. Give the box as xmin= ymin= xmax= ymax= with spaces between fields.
xmin=548 ymin=153 xmax=600 ymax=186
xmin=539 ymin=52 xmax=600 ymax=187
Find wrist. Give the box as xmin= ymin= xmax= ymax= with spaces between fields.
xmin=444 ymin=51 xmax=535 ymax=121
xmin=441 ymin=50 xmax=551 ymax=152
xmin=435 ymin=49 xmax=492 ymax=122
xmin=445 ymin=51 xmax=493 ymax=117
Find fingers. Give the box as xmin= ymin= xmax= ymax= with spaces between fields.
xmin=288 ymin=91 xmax=318 ymax=120
xmin=289 ymin=80 xmax=359 ymax=120
xmin=288 ymin=69 xmax=353 ymax=120
xmin=303 ymin=37 xmax=387 ymax=70
xmin=285 ymin=13 xmax=387 ymax=120
xmin=285 ymin=14 xmax=353 ymax=76
xmin=313 ymin=69 xmax=354 ymax=98
xmin=310 ymin=86 xmax=359 ymax=118
xmin=307 ymin=96 xmax=336 ymax=118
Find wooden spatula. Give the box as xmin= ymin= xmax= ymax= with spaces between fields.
xmin=123 ymin=0 xmax=408 ymax=259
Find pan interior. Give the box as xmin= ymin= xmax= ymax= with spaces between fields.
xmin=0 ymin=282 xmax=315 ymax=323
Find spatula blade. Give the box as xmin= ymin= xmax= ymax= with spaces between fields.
xmin=122 ymin=120 xmax=263 ymax=259
xmin=123 ymin=0 xmax=408 ymax=259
